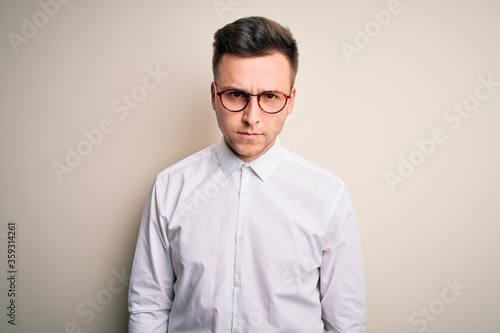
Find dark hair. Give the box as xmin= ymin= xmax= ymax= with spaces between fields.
xmin=212 ymin=16 xmax=299 ymax=85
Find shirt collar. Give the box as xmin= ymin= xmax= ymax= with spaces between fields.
xmin=216 ymin=138 xmax=284 ymax=182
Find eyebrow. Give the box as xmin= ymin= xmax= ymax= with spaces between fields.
xmin=218 ymin=85 xmax=287 ymax=94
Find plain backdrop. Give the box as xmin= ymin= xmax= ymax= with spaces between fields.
xmin=1 ymin=0 xmax=499 ymax=332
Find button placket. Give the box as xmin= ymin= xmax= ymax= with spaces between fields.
xmin=231 ymin=166 xmax=250 ymax=331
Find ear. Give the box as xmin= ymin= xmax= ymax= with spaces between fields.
xmin=285 ymin=86 xmax=297 ymax=116
xmin=211 ymin=82 xmax=216 ymax=110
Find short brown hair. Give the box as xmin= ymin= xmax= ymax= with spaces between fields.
xmin=212 ymin=16 xmax=299 ymax=85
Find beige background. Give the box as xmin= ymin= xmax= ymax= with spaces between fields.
xmin=1 ymin=0 xmax=499 ymax=332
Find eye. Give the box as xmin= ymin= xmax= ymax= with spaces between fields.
xmin=228 ymin=90 xmax=246 ymax=99
xmin=263 ymin=92 xmax=279 ymax=100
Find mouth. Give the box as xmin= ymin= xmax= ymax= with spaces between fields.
xmin=237 ymin=131 xmax=262 ymax=140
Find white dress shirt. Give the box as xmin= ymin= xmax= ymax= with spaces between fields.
xmin=128 ymin=138 xmax=366 ymax=333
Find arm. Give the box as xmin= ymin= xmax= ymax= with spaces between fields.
xmin=128 ymin=181 xmax=175 ymax=333
xmin=320 ymin=187 xmax=367 ymax=333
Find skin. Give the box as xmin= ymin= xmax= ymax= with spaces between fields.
xmin=211 ymin=52 xmax=296 ymax=162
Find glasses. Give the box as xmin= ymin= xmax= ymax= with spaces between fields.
xmin=214 ymin=83 xmax=292 ymax=114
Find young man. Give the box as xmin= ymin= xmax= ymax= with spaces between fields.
xmin=128 ymin=16 xmax=366 ymax=332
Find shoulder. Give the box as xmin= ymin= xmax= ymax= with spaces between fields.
xmin=281 ymin=148 xmax=346 ymax=188
xmin=155 ymin=145 xmax=218 ymax=182
xmin=279 ymin=148 xmax=350 ymax=205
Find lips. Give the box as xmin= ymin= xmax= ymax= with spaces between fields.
xmin=237 ymin=132 xmax=262 ymax=139
xmin=238 ymin=132 xmax=260 ymax=135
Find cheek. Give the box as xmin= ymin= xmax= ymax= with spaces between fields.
xmin=215 ymin=110 xmax=238 ymax=131
xmin=269 ymin=115 xmax=288 ymax=133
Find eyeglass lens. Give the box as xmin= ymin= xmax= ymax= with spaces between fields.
xmin=221 ymin=90 xmax=287 ymax=113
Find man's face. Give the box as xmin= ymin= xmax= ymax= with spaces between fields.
xmin=211 ymin=52 xmax=296 ymax=162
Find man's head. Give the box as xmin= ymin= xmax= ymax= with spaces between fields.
xmin=211 ymin=17 xmax=299 ymax=162
xmin=212 ymin=16 xmax=298 ymax=85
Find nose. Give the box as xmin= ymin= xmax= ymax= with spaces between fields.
xmin=242 ymin=95 xmax=261 ymax=126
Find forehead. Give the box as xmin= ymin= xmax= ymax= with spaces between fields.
xmin=216 ymin=53 xmax=292 ymax=89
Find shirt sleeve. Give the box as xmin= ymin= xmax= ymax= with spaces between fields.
xmin=320 ymin=186 xmax=367 ymax=333
xmin=128 ymin=180 xmax=175 ymax=333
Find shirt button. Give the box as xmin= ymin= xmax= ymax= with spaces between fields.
xmin=241 ymin=190 xmax=247 ymax=196
xmin=233 ymin=327 xmax=241 ymax=333
xmin=237 ymin=235 xmax=244 ymax=242
xmin=234 ymin=279 xmax=241 ymax=287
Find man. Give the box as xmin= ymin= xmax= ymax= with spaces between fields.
xmin=128 ymin=16 xmax=366 ymax=332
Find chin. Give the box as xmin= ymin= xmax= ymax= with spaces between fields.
xmin=226 ymin=135 xmax=272 ymax=160
xmin=231 ymin=144 xmax=264 ymax=161
xmin=236 ymin=146 xmax=262 ymax=157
